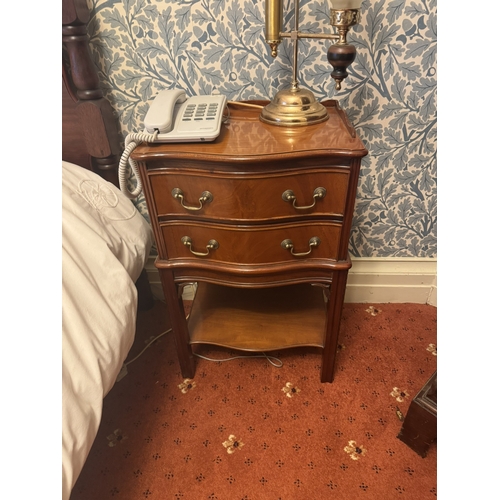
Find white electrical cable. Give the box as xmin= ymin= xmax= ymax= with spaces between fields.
xmin=124 ymin=327 xmax=171 ymax=367
xmin=194 ymin=352 xmax=283 ymax=368
xmin=118 ymin=130 xmax=159 ymax=199
xmin=123 ymin=313 xmax=283 ymax=370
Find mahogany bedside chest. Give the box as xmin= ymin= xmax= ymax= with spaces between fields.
xmin=132 ymin=100 xmax=367 ymax=383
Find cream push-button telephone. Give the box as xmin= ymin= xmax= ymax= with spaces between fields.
xmin=144 ymin=89 xmax=226 ymax=143
xmin=119 ymin=89 xmax=227 ymax=198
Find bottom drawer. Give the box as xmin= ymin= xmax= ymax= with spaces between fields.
xmin=161 ymin=220 xmax=341 ymax=264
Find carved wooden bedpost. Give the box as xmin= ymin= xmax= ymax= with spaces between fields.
xmin=62 ymin=0 xmax=155 ymax=310
xmin=62 ymin=0 xmax=121 ymax=185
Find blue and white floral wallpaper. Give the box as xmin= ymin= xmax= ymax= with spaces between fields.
xmin=86 ymin=0 xmax=437 ymax=258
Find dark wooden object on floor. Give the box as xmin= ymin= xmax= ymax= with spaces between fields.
xmin=62 ymin=0 xmax=153 ymax=309
xmin=397 ymin=371 xmax=437 ymax=457
xmin=132 ymin=102 xmax=367 ymax=382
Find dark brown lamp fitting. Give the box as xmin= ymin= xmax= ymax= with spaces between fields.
xmin=327 ymin=43 xmax=357 ymax=91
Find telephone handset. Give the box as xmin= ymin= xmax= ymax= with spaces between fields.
xmin=119 ymin=89 xmax=227 ymax=198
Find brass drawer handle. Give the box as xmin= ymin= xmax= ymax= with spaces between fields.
xmin=281 ymin=236 xmax=321 ymax=257
xmin=172 ymin=188 xmax=213 ymax=211
xmin=282 ymin=187 xmax=326 ymax=210
xmin=181 ymin=236 xmax=219 ymax=257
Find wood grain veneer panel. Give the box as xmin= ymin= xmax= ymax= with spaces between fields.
xmin=149 ymin=168 xmax=349 ymax=222
xmin=132 ymin=101 xmax=367 ymax=162
xmin=161 ymin=220 xmax=342 ymax=264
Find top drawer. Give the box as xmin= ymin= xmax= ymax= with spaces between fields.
xmin=148 ymin=168 xmax=349 ymax=222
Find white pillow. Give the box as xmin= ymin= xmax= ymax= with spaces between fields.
xmin=62 ymin=161 xmax=153 ymax=282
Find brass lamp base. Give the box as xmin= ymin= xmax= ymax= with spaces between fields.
xmin=260 ymin=87 xmax=329 ymax=127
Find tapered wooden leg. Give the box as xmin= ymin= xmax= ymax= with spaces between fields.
xmin=321 ymin=269 xmax=348 ymax=383
xmin=159 ymin=269 xmax=196 ymax=379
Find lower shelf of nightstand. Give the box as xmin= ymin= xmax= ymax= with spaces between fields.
xmin=188 ymin=282 xmax=327 ymax=351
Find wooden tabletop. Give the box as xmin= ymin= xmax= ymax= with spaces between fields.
xmin=132 ymin=100 xmax=367 ymax=163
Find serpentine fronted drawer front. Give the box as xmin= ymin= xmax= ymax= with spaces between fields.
xmin=160 ymin=220 xmax=342 ymax=264
xmin=150 ymin=168 xmax=349 ymax=222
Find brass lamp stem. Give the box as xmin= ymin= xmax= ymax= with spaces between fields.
xmin=291 ymin=0 xmax=299 ymax=89
xmin=337 ymin=27 xmax=348 ymax=45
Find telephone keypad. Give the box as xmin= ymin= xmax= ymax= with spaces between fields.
xmin=182 ymin=102 xmax=220 ymax=122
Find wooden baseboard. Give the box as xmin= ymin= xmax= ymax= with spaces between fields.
xmin=145 ymin=257 xmax=437 ymax=306
xmin=345 ymin=258 xmax=437 ymax=306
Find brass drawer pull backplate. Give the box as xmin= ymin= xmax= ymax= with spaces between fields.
xmin=282 ymin=187 xmax=326 ymax=210
xmin=172 ymin=188 xmax=213 ymax=211
xmin=281 ymin=236 xmax=321 ymax=257
xmin=181 ymin=236 xmax=219 ymax=257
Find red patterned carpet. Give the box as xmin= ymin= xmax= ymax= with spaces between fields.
xmin=70 ymin=300 xmax=437 ymax=500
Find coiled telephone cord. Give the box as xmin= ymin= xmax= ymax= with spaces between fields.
xmin=118 ymin=101 xmax=263 ymax=199
xmin=118 ymin=130 xmax=159 ymax=199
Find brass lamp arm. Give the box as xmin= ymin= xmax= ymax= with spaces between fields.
xmin=280 ymin=32 xmax=340 ymax=42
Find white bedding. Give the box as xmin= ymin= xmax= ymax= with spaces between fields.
xmin=62 ymin=161 xmax=153 ymax=500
